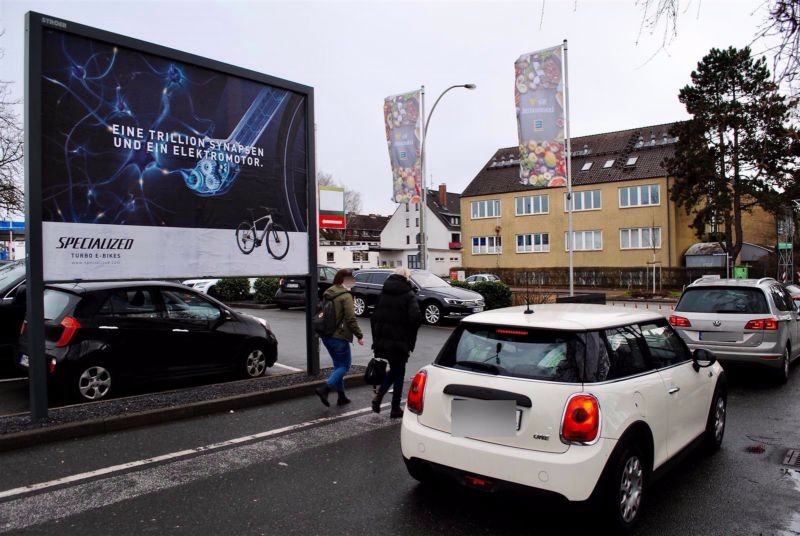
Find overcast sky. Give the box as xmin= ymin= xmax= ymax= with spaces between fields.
xmin=2 ymin=0 xmax=770 ymax=216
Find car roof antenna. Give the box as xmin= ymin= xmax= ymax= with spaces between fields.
xmin=524 ymin=271 xmax=534 ymax=314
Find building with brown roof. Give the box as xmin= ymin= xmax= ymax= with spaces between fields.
xmin=319 ymin=213 xmax=390 ymax=269
xmin=460 ymin=122 xmax=777 ymax=271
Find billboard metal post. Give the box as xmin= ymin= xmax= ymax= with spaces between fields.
xmin=306 ymin=91 xmax=319 ymax=376
xmin=25 ymin=13 xmax=48 ymax=421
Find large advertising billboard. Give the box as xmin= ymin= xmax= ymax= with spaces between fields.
xmin=383 ymin=90 xmax=422 ymax=204
xmin=515 ymin=45 xmax=566 ymax=188
xmin=33 ymin=16 xmax=313 ymax=280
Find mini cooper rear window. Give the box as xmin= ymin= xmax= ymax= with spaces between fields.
xmin=436 ymin=323 xmax=588 ymax=382
xmin=676 ymin=287 xmax=769 ymax=314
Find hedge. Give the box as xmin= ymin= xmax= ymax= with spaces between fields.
xmin=254 ymin=277 xmax=280 ymax=304
xmin=214 ymin=277 xmax=250 ymax=302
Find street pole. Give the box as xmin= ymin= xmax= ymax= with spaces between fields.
xmin=419 ymin=83 xmax=476 ymax=271
xmin=563 ymin=39 xmax=574 ymax=297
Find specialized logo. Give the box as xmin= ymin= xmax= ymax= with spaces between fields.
xmin=56 ymin=237 xmax=134 ymax=250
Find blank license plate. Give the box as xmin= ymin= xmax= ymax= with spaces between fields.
xmin=286 ymin=283 xmax=300 ymax=289
xmin=699 ymin=331 xmax=741 ymax=342
xmin=18 ymin=354 xmax=29 ymax=368
xmin=451 ymin=399 xmax=521 ymax=437
xmin=473 ymin=307 xmax=484 ymax=313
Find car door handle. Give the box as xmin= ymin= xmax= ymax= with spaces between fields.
xmin=99 ymin=325 xmax=119 ymax=330
xmin=172 ymin=329 xmax=189 ymax=333
xmin=668 ymin=386 xmax=680 ymax=395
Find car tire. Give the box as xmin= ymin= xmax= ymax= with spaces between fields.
xmin=423 ymin=301 xmax=442 ymax=325
xmin=277 ymin=303 xmax=289 ymax=310
xmin=775 ymin=346 xmax=790 ymax=384
xmin=702 ymin=384 xmax=726 ymax=453
xmin=353 ymin=295 xmax=367 ymax=317
xmin=600 ymin=443 xmax=647 ymax=535
xmin=242 ymin=346 xmax=268 ymax=378
xmin=73 ymin=362 xmax=113 ymax=402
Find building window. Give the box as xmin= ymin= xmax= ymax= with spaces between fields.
xmin=564 ymin=189 xmax=601 ymax=211
xmin=415 ymin=217 xmax=419 ymax=227
xmin=408 ymin=254 xmax=421 ymax=269
xmin=515 ymin=194 xmax=549 ymax=215
xmin=450 ymin=257 xmax=459 ymax=262
xmin=406 ymin=236 xmax=410 ymax=245
xmin=620 ymin=227 xmax=662 ymax=249
xmin=516 ymin=233 xmax=550 ymax=253
xmin=451 ymin=233 xmax=461 ymax=243
xmin=326 ymin=252 xmax=335 ymax=262
xmin=405 ymin=203 xmax=409 ymax=212
xmin=565 ymin=230 xmax=602 ymax=251
xmin=603 ymin=159 xmax=614 ymax=168
xmin=353 ymin=251 xmax=369 ymax=262
xmin=435 ymin=257 xmax=444 ymax=262
xmin=619 ymin=184 xmax=660 ymax=208
xmin=470 ymin=199 xmax=501 ymax=219
xmin=581 ymin=162 xmax=593 ymax=171
xmin=471 ymin=235 xmax=502 ymax=254
xmin=415 ymin=233 xmax=420 ymax=244
xmin=405 ymin=218 xmax=409 ymax=228
xmin=415 ymin=203 xmax=419 ymax=212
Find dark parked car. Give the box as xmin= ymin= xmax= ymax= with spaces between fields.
xmin=17 ymin=281 xmax=278 ymax=401
xmin=351 ymin=269 xmax=484 ymax=325
xmin=275 ymin=265 xmax=338 ymax=309
xmin=0 ymin=260 xmax=27 ymax=376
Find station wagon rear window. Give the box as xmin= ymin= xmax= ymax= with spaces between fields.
xmin=676 ymin=287 xmax=768 ymax=314
xmin=436 ymin=323 xmax=584 ymax=382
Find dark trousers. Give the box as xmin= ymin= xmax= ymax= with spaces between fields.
xmin=377 ymin=358 xmax=406 ymax=409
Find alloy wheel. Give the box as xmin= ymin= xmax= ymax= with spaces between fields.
xmin=78 ymin=366 xmax=111 ymax=401
xmin=424 ymin=303 xmax=441 ymax=324
xmin=784 ymin=348 xmax=790 ymax=380
xmin=714 ymin=396 xmax=726 ymax=443
xmin=353 ymin=297 xmax=366 ymax=316
xmin=619 ymin=455 xmax=643 ymax=524
xmin=246 ymin=349 xmax=266 ymax=377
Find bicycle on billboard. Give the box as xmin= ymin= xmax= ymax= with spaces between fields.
xmin=235 ymin=207 xmax=290 ymax=259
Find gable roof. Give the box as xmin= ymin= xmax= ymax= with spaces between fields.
xmin=426 ymin=189 xmax=461 ymax=230
xmin=345 ymin=213 xmax=390 ymax=232
xmin=462 ymin=122 xmax=682 ymax=198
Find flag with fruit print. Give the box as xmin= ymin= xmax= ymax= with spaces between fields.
xmin=515 ymin=45 xmax=566 ymax=188
xmin=384 ymin=90 xmax=422 ymax=204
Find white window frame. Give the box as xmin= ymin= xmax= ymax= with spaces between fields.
xmin=471 ymin=199 xmax=501 ymax=219
xmin=471 ymin=235 xmax=502 ymax=255
xmin=515 ymin=194 xmax=550 ymax=216
xmin=565 ymin=230 xmax=603 ymax=251
xmin=619 ymin=184 xmax=661 ymax=208
xmin=564 ymin=190 xmax=601 ymax=212
xmin=516 ymin=233 xmax=550 ymax=253
xmin=620 ymin=227 xmax=662 ymax=250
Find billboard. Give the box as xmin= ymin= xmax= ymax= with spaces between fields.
xmin=383 ymin=90 xmax=422 ymax=204
xmin=515 ymin=45 xmax=566 ymax=188
xmin=31 ymin=15 xmax=314 ymax=280
xmin=318 ymin=186 xmax=345 ymax=229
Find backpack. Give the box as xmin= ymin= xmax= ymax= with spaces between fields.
xmin=313 ymin=292 xmax=348 ymax=337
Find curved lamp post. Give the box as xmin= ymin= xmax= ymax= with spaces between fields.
xmin=419 ymin=83 xmax=476 ymax=270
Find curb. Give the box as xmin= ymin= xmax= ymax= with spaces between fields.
xmin=0 ymin=373 xmax=365 ymax=452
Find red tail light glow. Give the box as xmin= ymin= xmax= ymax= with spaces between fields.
xmin=669 ymin=315 xmax=691 ymax=327
xmin=407 ymin=370 xmax=428 ymax=414
xmin=20 ymin=320 xmax=27 ymax=335
xmin=561 ymin=394 xmax=600 ymax=444
xmin=744 ymin=318 xmax=779 ymax=330
xmin=49 ymin=358 xmax=57 ymax=373
xmin=56 ymin=316 xmax=82 ymax=347
xmin=279 ymin=278 xmax=285 ymax=286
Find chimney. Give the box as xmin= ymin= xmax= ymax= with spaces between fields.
xmin=438 ymin=183 xmax=447 ymax=207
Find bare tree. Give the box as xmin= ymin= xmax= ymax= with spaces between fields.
xmin=755 ymin=0 xmax=800 ymax=100
xmin=0 ymin=38 xmax=24 ymax=216
xmin=316 ymin=170 xmax=362 ymax=214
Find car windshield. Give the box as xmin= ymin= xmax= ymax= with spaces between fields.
xmin=436 ymin=323 xmax=584 ymax=382
xmin=676 ymin=287 xmax=769 ymax=314
xmin=0 ymin=261 xmax=24 ymax=292
xmin=412 ymin=272 xmax=450 ymax=289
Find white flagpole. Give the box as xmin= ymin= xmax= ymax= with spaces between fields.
xmin=563 ymin=39 xmax=574 ymax=297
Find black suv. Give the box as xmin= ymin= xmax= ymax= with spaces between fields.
xmin=351 ymin=269 xmax=484 ymax=325
xmin=275 ymin=265 xmax=338 ymax=309
xmin=17 ymin=281 xmax=278 ymax=401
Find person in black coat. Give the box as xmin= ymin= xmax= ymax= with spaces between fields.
xmin=370 ymin=267 xmax=422 ymax=418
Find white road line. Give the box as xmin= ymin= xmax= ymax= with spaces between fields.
xmin=271 ymin=362 xmax=304 ymax=372
xmin=0 ymin=403 xmax=390 ymax=501
xmin=0 ymin=378 xmax=25 ymax=384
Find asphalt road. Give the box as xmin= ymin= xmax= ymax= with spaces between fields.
xmin=0 ymin=364 xmax=798 ymax=535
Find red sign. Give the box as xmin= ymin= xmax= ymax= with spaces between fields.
xmin=319 ymin=213 xmax=346 ymax=229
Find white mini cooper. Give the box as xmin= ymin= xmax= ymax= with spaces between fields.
xmin=401 ymin=304 xmax=726 ymax=533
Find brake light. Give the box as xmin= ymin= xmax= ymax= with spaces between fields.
xmin=669 ymin=315 xmax=691 ymax=327
xmin=279 ymin=278 xmax=285 ymax=286
xmin=49 ymin=358 xmax=57 ymax=373
xmin=561 ymin=394 xmax=600 ymax=443
xmin=20 ymin=320 xmax=26 ymax=335
xmin=407 ymin=370 xmax=428 ymax=414
xmin=56 ymin=316 xmax=82 ymax=347
xmin=744 ymin=318 xmax=779 ymax=330
xmin=496 ymin=328 xmax=528 ymax=336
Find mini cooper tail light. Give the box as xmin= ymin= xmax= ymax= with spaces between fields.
xmin=561 ymin=394 xmax=600 ymax=444
xmin=407 ymin=370 xmax=428 ymax=415
xmin=668 ymin=315 xmax=691 ymax=327
xmin=55 ymin=316 xmax=82 ymax=347
xmin=48 ymin=358 xmax=57 ymax=373
xmin=744 ymin=318 xmax=779 ymax=330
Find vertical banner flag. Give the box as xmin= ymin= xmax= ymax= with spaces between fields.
xmin=384 ymin=90 xmax=422 ymax=203
xmin=318 ymin=185 xmax=346 ymax=229
xmin=515 ymin=45 xmax=566 ymax=187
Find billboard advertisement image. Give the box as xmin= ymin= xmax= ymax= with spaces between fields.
xmin=515 ymin=45 xmax=566 ymax=188
xmin=35 ymin=19 xmax=312 ymax=280
xmin=383 ymin=90 xmax=422 ymax=204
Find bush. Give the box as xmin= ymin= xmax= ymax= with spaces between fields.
xmin=472 ymin=281 xmax=512 ymax=310
xmin=449 ymin=279 xmax=471 ymax=289
xmin=254 ymin=277 xmax=280 ymax=304
xmin=214 ymin=277 xmax=250 ymax=302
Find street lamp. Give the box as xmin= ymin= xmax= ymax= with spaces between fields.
xmin=418 ymin=83 xmax=476 ymax=270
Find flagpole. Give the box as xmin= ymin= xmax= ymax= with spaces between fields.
xmin=563 ymin=39 xmax=574 ymax=297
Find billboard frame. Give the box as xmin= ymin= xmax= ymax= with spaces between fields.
xmin=25 ymin=12 xmax=319 ymax=418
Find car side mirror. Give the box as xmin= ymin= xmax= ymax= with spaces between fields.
xmin=223 ymin=309 xmax=233 ymax=321
xmin=692 ymin=348 xmax=716 ymax=371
